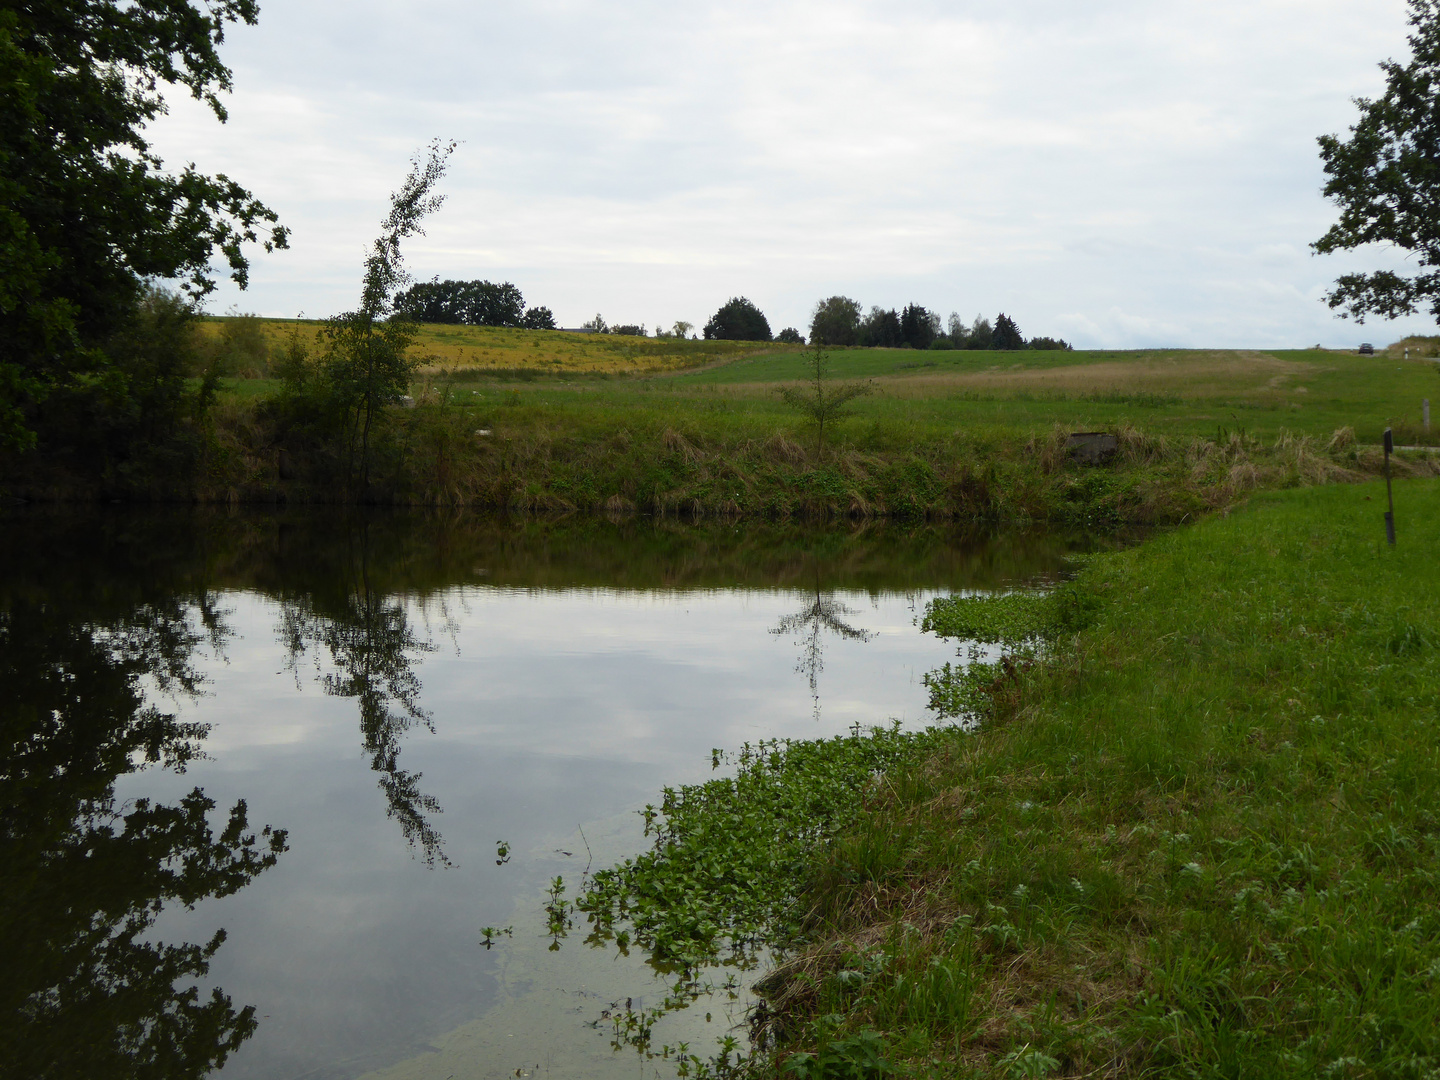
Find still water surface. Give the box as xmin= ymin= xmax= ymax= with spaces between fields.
xmin=1 ymin=512 xmax=1101 ymax=1079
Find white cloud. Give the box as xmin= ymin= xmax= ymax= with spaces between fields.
xmin=145 ymin=0 xmax=1432 ymax=346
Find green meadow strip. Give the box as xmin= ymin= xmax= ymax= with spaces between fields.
xmin=759 ymin=479 xmax=1440 ymax=1077
xmin=582 ymin=479 xmax=1440 ymax=1077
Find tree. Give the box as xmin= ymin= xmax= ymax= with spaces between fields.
xmin=672 ymin=320 xmax=694 ymax=340
xmin=320 ymin=141 xmax=453 ymax=490
xmin=1314 ymin=0 xmax=1440 ymax=322
xmin=776 ymin=327 xmax=805 ymax=344
xmin=993 ymin=313 xmax=1026 ymax=350
xmin=704 ymin=297 xmax=772 ymax=341
xmin=777 ymin=346 xmax=873 ymax=456
xmin=967 ymin=315 xmax=994 ymax=350
xmin=770 ymin=572 xmax=875 ymax=721
xmin=809 ymin=296 xmax=862 ymax=346
xmin=392 ymin=280 xmax=523 ymax=325
xmin=858 ymin=306 xmax=902 ymax=347
xmin=0 ymin=0 xmax=288 ymax=452
xmin=946 ymin=311 xmax=969 ymax=346
xmin=277 ymin=529 xmax=446 ymax=866
xmin=900 ymin=304 xmax=940 ymax=350
xmin=390 ymin=279 xmax=555 ymax=328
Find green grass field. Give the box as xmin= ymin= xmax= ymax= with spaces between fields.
xmin=586 ymin=480 xmax=1440 ymax=1077
xmin=177 ymin=318 xmax=1440 ymax=518
xmin=785 ymin=479 xmax=1440 ymax=1076
xmin=212 ymin=326 xmax=1440 ymax=447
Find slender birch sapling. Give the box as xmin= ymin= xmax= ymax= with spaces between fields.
xmin=778 ymin=346 xmax=873 ymax=456
xmin=321 ymin=141 xmax=455 ymax=488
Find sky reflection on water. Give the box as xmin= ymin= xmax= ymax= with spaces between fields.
xmin=2 ymin=513 xmax=1098 ymax=1080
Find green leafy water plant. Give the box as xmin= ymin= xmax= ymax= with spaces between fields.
xmin=577 ymin=724 xmax=959 ymax=973
xmin=477 ymin=925 xmax=512 ymax=949
xmin=919 ymin=582 xmax=1100 ymax=724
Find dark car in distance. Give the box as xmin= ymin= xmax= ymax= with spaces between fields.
xmin=1359 ymin=342 xmax=1375 ymax=355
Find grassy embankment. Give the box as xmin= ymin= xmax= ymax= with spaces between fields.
xmin=578 ymin=480 xmax=1440 ymax=1077
xmin=156 ymin=320 xmax=1440 ymax=520
xmin=14 ymin=317 xmax=1439 ymax=516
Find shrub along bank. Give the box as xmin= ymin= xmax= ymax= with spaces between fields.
xmin=580 ymin=480 xmax=1440 ymax=1076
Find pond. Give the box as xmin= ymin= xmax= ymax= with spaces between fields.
xmin=0 ymin=510 xmax=1103 ymax=1079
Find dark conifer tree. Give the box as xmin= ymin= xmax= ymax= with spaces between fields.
xmin=993 ymin=313 xmax=1026 ymax=350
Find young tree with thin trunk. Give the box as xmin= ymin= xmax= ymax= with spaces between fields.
xmin=778 ymin=346 xmax=873 ymax=457
xmin=321 ymin=141 xmax=453 ymax=490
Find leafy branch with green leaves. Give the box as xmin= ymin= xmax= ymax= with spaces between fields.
xmin=0 ymin=0 xmax=288 ymax=452
xmin=1314 ymin=0 xmax=1440 ymax=323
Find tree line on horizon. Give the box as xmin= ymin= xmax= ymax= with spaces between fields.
xmin=380 ymin=288 xmax=1070 ymax=354
xmin=570 ymin=297 xmax=1072 ymax=349
xmin=679 ymin=295 xmax=1071 ymax=351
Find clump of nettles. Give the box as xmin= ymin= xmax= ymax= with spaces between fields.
xmin=921 ymin=581 xmax=1099 ymax=723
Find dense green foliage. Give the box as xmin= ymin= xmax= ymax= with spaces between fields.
xmin=992 ymin=313 xmax=1025 ymax=351
xmin=705 ymin=297 xmax=773 ymax=342
xmin=899 ymin=304 xmax=940 ymax=350
xmin=577 ymin=727 xmax=956 ymax=972
xmin=1315 ymin=0 xmax=1440 ymax=324
xmin=859 ymin=306 xmax=903 ymax=348
xmin=391 ymin=278 xmax=554 ymax=329
xmin=810 ymin=297 xmax=863 ymax=347
xmin=0 ymin=0 xmax=286 ymax=452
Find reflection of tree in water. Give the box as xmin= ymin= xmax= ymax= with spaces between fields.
xmin=770 ymin=572 xmax=876 ymax=720
xmin=277 ymin=530 xmax=447 ymax=865
xmin=0 ymin=593 xmax=286 ymax=1080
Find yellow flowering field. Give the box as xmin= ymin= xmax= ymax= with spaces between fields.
xmin=196 ymin=317 xmax=788 ymax=375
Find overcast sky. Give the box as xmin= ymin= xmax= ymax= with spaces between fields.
xmin=148 ymin=0 xmax=1433 ymax=348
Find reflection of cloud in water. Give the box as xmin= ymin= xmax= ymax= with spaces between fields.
xmin=163 ymin=584 xmax=961 ymax=1078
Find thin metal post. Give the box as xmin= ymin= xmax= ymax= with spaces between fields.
xmin=1384 ymin=427 xmax=1396 ymax=545
xmin=1425 ymin=398 xmax=1431 ymax=432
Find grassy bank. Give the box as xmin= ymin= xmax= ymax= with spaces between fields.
xmin=9 ymin=336 xmax=1440 ymax=520
xmin=718 ymin=479 xmax=1440 ymax=1077
xmin=575 ymin=480 xmax=1440 ymax=1075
